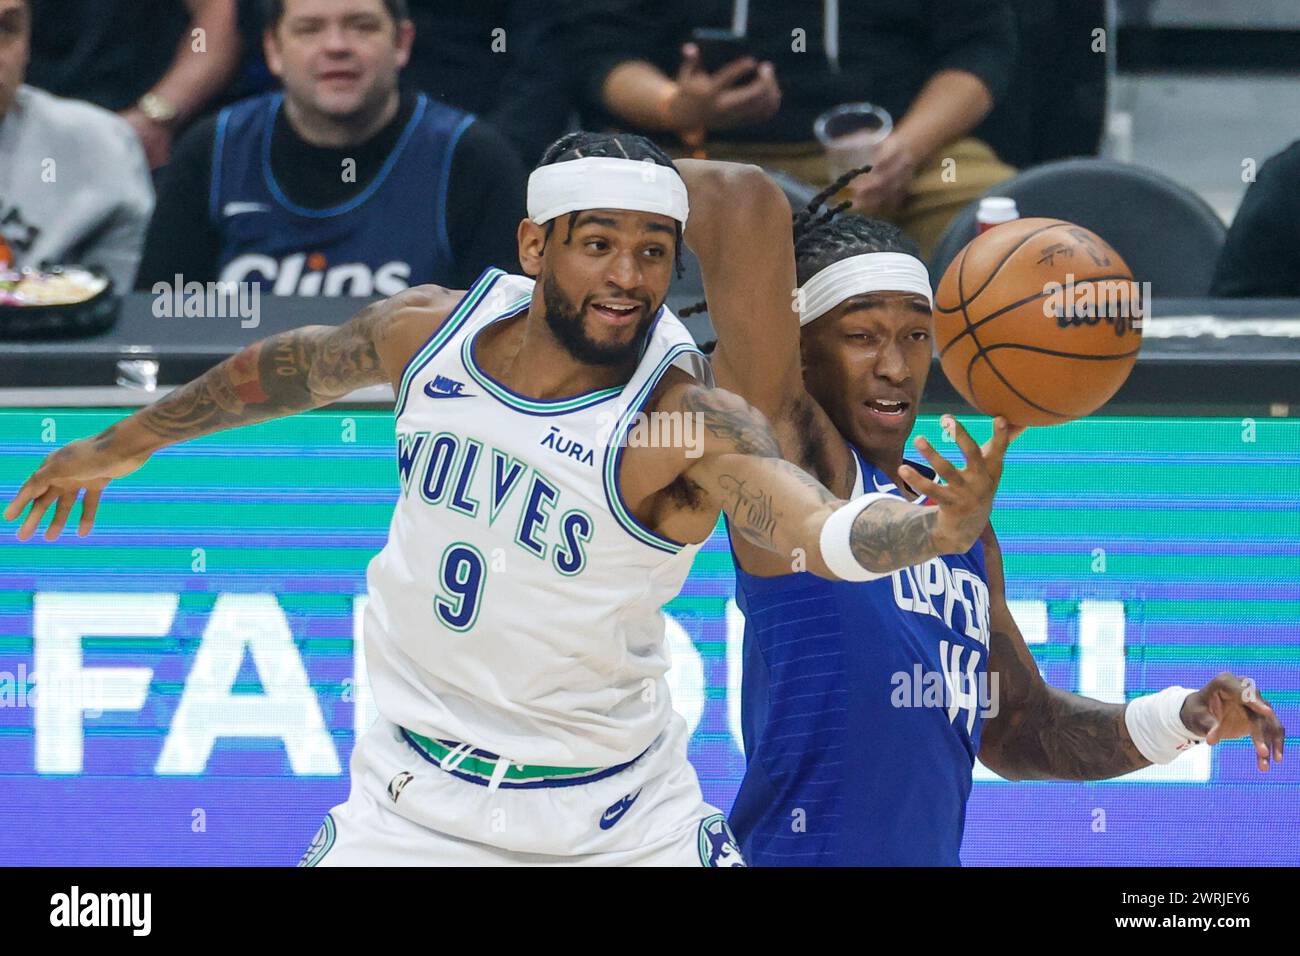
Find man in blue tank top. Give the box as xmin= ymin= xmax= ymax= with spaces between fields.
xmin=681 ymin=162 xmax=1288 ymax=866
xmin=138 ymin=0 xmax=524 ymax=296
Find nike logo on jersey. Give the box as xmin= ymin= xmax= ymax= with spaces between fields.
xmin=222 ymin=201 xmax=271 ymax=216
xmin=424 ymin=375 xmax=474 ymax=399
xmin=599 ymin=789 xmax=642 ymax=830
xmin=872 ymin=475 xmax=898 ymax=494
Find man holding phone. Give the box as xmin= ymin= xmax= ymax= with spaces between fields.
xmin=596 ymin=32 xmax=781 ymax=155
xmin=567 ymin=0 xmax=1019 ymax=259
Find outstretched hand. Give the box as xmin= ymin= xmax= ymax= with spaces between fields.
xmin=1182 ymin=672 xmax=1285 ymax=772
xmin=901 ymin=415 xmax=1023 ymax=554
xmin=4 ymin=436 xmax=150 ymax=541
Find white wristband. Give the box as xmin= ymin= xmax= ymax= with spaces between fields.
xmin=1123 ymin=686 xmax=1205 ymax=765
xmin=818 ymin=493 xmax=898 ymax=582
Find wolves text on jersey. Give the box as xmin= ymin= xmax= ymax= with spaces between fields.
xmin=396 ymin=430 xmax=592 ymax=576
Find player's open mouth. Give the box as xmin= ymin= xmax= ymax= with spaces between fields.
xmin=591 ymin=301 xmax=642 ymax=324
xmin=865 ymin=398 xmax=910 ymax=417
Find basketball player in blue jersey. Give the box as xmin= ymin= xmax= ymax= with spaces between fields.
xmin=679 ymin=161 xmax=1287 ymax=866
xmin=5 ymin=133 xmax=1016 ymax=866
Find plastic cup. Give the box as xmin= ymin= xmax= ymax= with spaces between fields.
xmin=814 ymin=103 xmax=894 ymax=182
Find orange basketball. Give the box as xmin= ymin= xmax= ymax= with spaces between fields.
xmin=933 ymin=218 xmax=1143 ymax=426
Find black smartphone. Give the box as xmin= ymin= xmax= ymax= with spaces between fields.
xmin=690 ymin=28 xmax=757 ymax=80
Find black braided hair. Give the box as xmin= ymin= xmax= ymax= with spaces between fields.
xmin=534 ymin=131 xmax=686 ymax=279
xmin=681 ymin=162 xmax=920 ymax=319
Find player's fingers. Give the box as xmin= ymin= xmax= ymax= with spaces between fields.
xmin=911 ymin=435 xmax=963 ymax=485
xmin=897 ymin=464 xmax=953 ymax=505
xmin=1242 ymin=691 xmax=1276 ymax=719
xmin=4 ymin=475 xmax=49 ymax=523
xmin=1248 ymin=706 xmax=1286 ymax=765
xmin=79 ymin=487 xmax=103 ymax=537
xmin=979 ymin=417 xmax=1017 ymax=469
xmin=1203 ymin=718 xmax=1222 ymax=746
xmin=1247 ymin=716 xmax=1273 ymax=772
xmin=43 ymin=491 xmax=77 ymax=541
xmin=17 ymin=487 xmax=58 ymax=541
xmin=944 ymin=416 xmax=985 ymax=473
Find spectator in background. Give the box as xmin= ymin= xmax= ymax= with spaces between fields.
xmin=25 ymin=0 xmax=242 ymax=168
xmin=569 ymin=0 xmax=1019 ymax=259
xmin=137 ymin=0 xmax=524 ymax=298
xmin=1210 ymin=140 xmax=1300 ymax=298
xmin=235 ymin=0 xmax=573 ymax=167
xmin=0 ymin=0 xmax=154 ymax=290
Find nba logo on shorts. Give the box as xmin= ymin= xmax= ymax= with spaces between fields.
xmin=697 ymin=814 xmax=746 ymax=867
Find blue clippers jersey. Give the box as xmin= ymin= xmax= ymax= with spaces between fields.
xmin=209 ymin=92 xmax=471 ymax=295
xmin=729 ymin=448 xmax=991 ymax=866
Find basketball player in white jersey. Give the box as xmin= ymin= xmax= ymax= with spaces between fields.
xmin=5 ymin=132 xmax=1016 ymax=866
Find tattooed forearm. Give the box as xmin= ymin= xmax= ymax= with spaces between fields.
xmin=847 ymin=496 xmax=940 ymax=573
xmin=680 ymin=386 xmax=782 ymax=458
xmin=980 ymin=629 xmax=1149 ymax=780
xmin=718 ymin=473 xmax=778 ymax=549
xmin=133 ymin=303 xmax=388 ymax=445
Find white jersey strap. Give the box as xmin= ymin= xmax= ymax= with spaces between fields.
xmin=395 ymin=266 xmax=511 ymax=418
xmin=600 ymin=306 xmax=706 ymax=554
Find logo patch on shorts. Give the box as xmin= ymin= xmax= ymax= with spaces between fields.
xmin=387 ymin=771 xmax=415 ymax=803
xmin=298 ymin=813 xmax=337 ymax=867
xmin=599 ymin=789 xmax=642 ymax=830
xmin=697 ymin=814 xmax=746 ymax=867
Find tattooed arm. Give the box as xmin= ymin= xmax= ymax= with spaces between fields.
xmin=674 ymin=160 xmax=805 ymax=423
xmin=4 ymin=286 xmax=454 ymax=540
xmin=978 ymin=524 xmax=1285 ymax=780
xmin=660 ymin=384 xmax=1009 ymax=577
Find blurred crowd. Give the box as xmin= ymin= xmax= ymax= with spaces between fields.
xmin=0 ymin=0 xmax=1292 ymax=302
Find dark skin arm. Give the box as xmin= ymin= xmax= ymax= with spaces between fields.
xmin=621 ymin=375 xmax=1013 ymax=578
xmin=674 ymin=159 xmax=857 ymax=501
xmin=4 ymin=285 xmax=459 ymax=540
xmin=978 ymin=523 xmax=1286 ymax=780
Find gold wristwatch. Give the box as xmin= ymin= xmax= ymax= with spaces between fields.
xmin=137 ymin=91 xmax=179 ymax=126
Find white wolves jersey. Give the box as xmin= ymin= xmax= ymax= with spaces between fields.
xmin=363 ymin=266 xmax=710 ymax=769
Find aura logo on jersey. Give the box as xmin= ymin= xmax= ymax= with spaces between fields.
xmin=396 ymin=430 xmax=593 ymax=581
xmin=539 ymin=425 xmax=596 ymax=467
xmin=220 ymin=252 xmax=411 ymax=296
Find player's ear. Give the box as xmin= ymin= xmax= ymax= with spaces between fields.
xmin=518 ymin=219 xmax=546 ymax=278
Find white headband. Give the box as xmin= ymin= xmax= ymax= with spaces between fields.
xmin=798 ymin=252 xmax=934 ymax=326
xmin=527 ymin=156 xmax=689 ymax=226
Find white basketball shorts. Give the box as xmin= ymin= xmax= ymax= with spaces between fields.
xmin=298 ymin=713 xmax=746 ymax=867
